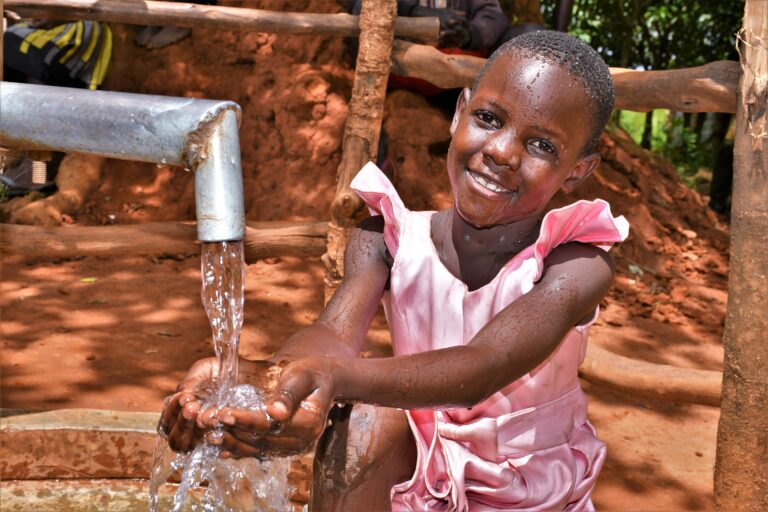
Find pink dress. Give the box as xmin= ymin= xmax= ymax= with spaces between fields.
xmin=351 ymin=163 xmax=630 ymax=511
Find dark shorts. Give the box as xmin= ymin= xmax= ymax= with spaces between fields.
xmin=4 ymin=30 xmax=89 ymax=88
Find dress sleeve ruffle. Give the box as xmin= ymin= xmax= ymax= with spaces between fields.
xmin=350 ymin=162 xmax=408 ymax=258
xmin=531 ymin=199 xmax=630 ymax=279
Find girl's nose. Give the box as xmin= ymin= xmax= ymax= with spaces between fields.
xmin=484 ymin=132 xmax=521 ymax=174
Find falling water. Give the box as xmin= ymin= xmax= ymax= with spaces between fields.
xmin=149 ymin=241 xmax=291 ymax=512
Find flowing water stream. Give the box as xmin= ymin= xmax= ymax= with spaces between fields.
xmin=148 ymin=241 xmax=291 ymax=511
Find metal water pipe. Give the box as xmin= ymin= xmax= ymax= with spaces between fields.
xmin=0 ymin=81 xmax=245 ymax=242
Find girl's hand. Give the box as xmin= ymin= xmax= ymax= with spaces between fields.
xmin=161 ymin=357 xmax=285 ymax=454
xmin=210 ymin=357 xmax=338 ymax=459
xmin=158 ymin=357 xmax=220 ymax=452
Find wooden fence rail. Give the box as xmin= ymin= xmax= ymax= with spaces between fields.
xmin=391 ymin=40 xmax=740 ymax=113
xmin=3 ymin=0 xmax=439 ymax=43
xmin=3 ymin=1 xmax=739 ymax=113
xmin=0 ymin=220 xmax=327 ymax=262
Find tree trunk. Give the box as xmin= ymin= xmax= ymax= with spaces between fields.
xmin=713 ymin=1 xmax=768 ymax=509
xmin=323 ymin=0 xmax=395 ymax=303
xmin=640 ymin=110 xmax=653 ymax=149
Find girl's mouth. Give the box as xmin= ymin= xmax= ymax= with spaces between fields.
xmin=466 ymin=169 xmax=513 ymax=194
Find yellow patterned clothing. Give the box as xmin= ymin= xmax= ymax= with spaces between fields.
xmin=4 ymin=20 xmax=113 ymax=90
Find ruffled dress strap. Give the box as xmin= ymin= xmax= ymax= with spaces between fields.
xmin=528 ymin=199 xmax=629 ymax=280
xmin=350 ymin=162 xmax=409 ymax=257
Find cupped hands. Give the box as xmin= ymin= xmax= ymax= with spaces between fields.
xmin=160 ymin=355 xmax=341 ymax=459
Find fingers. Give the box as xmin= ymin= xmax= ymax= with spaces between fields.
xmin=159 ymin=393 xmax=184 ymax=436
xmin=217 ymin=408 xmax=274 ymax=434
xmin=195 ymin=404 xmax=222 ymax=430
xmin=266 ymin=367 xmax=318 ymax=422
xmin=159 ymin=391 xmax=195 ymax=436
xmin=209 ymin=402 xmax=329 ymax=458
xmin=167 ymin=397 xmax=200 ymax=452
xmin=209 ymin=430 xmax=313 ymax=459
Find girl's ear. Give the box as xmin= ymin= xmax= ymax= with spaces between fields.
xmin=450 ymin=88 xmax=472 ymax=136
xmin=561 ymin=152 xmax=601 ymax=193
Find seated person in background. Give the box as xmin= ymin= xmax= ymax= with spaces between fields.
xmin=2 ymin=16 xmax=112 ymax=195
xmin=400 ymin=0 xmax=510 ymax=56
xmin=4 ymin=17 xmax=112 ymax=89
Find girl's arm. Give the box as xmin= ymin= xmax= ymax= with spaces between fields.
xmin=270 ymin=242 xmax=614 ymax=415
xmin=271 ymin=214 xmax=392 ymax=360
xmin=161 ymin=216 xmax=391 ymax=456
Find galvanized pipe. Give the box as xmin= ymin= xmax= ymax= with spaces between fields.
xmin=0 ymin=81 xmax=245 ymax=242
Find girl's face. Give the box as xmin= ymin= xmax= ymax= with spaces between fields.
xmin=447 ymin=53 xmax=600 ymax=229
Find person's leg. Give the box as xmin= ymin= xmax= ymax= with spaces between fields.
xmin=310 ymin=404 xmax=416 ymax=511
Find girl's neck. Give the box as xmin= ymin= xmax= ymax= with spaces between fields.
xmin=449 ymin=208 xmax=542 ymax=259
xmin=432 ymin=208 xmax=542 ymax=291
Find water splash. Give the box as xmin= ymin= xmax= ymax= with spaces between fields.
xmin=149 ymin=241 xmax=291 ymax=512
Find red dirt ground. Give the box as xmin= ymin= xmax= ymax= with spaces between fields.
xmin=1 ymin=1 xmax=730 ymax=509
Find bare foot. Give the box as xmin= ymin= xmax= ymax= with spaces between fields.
xmin=145 ymin=26 xmax=192 ymax=49
xmin=134 ymin=26 xmax=162 ymax=47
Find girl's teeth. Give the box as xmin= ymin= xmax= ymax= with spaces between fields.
xmin=471 ymin=172 xmax=507 ymax=193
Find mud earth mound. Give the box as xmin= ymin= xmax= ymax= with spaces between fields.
xmin=2 ymin=1 xmax=729 ymax=510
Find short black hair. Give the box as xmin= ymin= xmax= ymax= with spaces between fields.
xmin=472 ymin=30 xmax=615 ymax=155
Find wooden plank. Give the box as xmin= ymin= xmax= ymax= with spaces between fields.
xmin=611 ymin=61 xmax=740 ymax=113
xmin=4 ymin=0 xmax=439 ymax=44
xmin=714 ymin=0 xmax=768 ymax=508
xmin=579 ymin=344 xmax=722 ymax=407
xmin=0 ymin=220 xmax=328 ymax=262
xmin=391 ymin=40 xmax=740 ymax=113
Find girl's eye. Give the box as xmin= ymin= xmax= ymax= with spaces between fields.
xmin=530 ymin=139 xmax=556 ymax=156
xmin=475 ymin=111 xmax=501 ymax=129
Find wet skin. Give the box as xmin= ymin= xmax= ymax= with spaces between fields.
xmin=162 ymin=54 xmax=615 ymax=469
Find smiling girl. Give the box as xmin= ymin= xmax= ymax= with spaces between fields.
xmin=163 ymin=30 xmax=628 ymax=511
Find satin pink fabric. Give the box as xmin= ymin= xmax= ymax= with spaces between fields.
xmin=350 ymin=162 xmax=630 ymax=511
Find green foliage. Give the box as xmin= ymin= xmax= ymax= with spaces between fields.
xmin=617 ymin=110 xmax=718 ymax=187
xmin=618 ymin=110 xmax=645 ymax=144
xmin=617 ymin=110 xmax=668 ymax=150
xmin=660 ymin=114 xmax=707 ymax=185
xmin=537 ymin=0 xmax=743 ymax=187
xmin=541 ymin=0 xmax=742 ymax=69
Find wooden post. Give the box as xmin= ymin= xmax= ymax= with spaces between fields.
xmin=323 ymin=0 xmax=395 ymax=303
xmin=714 ymin=1 xmax=768 ymax=509
xmin=1 ymin=0 xmax=5 ymax=81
